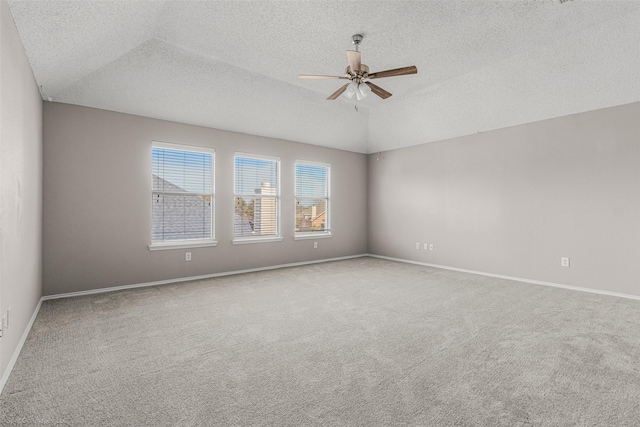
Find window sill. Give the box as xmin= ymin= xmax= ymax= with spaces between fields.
xmin=294 ymin=233 xmax=333 ymax=240
xmin=232 ymin=236 xmax=284 ymax=245
xmin=148 ymin=240 xmax=218 ymax=251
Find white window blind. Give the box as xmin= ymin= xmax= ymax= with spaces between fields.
xmin=152 ymin=142 xmax=215 ymax=246
xmin=295 ymin=161 xmax=330 ymax=236
xmin=234 ymin=153 xmax=280 ymax=241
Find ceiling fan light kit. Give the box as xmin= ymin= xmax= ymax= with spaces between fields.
xmin=299 ymin=34 xmax=418 ymax=101
xmin=344 ymin=80 xmax=372 ymax=100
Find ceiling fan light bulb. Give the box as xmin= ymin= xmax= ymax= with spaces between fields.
xmin=359 ymin=82 xmax=371 ymax=96
xmin=355 ymin=83 xmax=370 ymax=100
xmin=344 ymin=82 xmax=357 ymax=99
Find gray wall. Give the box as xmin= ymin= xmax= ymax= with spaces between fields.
xmin=0 ymin=0 xmax=43 ymax=379
xmin=368 ymin=102 xmax=640 ymax=297
xmin=43 ymin=103 xmax=368 ymax=296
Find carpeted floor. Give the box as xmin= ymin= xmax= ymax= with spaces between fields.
xmin=1 ymin=257 xmax=640 ymax=426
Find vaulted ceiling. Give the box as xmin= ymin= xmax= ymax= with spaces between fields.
xmin=8 ymin=1 xmax=640 ymax=153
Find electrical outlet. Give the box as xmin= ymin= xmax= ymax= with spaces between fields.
xmin=429 ymin=244 xmax=434 ymax=251
xmin=423 ymin=243 xmax=428 ymax=250
xmin=185 ymin=252 xmax=192 ymax=261
xmin=415 ymin=242 xmax=420 ymax=250
xmin=561 ymin=257 xmax=570 ymax=267
xmin=313 ymin=242 xmax=318 ymax=249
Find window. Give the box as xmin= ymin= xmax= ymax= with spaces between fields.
xmin=150 ymin=141 xmax=216 ymax=250
xmin=234 ymin=153 xmax=281 ymax=243
xmin=295 ymin=161 xmax=331 ymax=239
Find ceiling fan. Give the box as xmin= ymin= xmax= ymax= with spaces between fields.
xmin=299 ymin=34 xmax=417 ymax=101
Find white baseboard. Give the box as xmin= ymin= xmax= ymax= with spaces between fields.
xmin=0 ymin=297 xmax=43 ymax=395
xmin=43 ymin=254 xmax=368 ymax=301
xmin=369 ymin=254 xmax=640 ymax=301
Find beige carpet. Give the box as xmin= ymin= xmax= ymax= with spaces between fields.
xmin=1 ymin=257 xmax=640 ymax=426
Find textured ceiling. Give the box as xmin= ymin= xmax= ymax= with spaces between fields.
xmin=8 ymin=1 xmax=640 ymax=154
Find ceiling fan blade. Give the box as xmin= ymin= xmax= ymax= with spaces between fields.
xmin=299 ymin=74 xmax=348 ymax=79
xmin=327 ymin=83 xmax=350 ymax=100
xmin=346 ymin=50 xmax=361 ymax=73
xmin=368 ymin=66 xmax=417 ymax=79
xmin=366 ymin=82 xmax=392 ymax=99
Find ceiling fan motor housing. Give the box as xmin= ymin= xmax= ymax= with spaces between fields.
xmin=346 ymin=64 xmax=369 ymax=82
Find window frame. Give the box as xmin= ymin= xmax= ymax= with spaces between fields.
xmin=294 ymin=160 xmax=332 ymax=240
xmin=148 ymin=141 xmax=217 ymax=251
xmin=232 ymin=152 xmax=283 ymax=245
